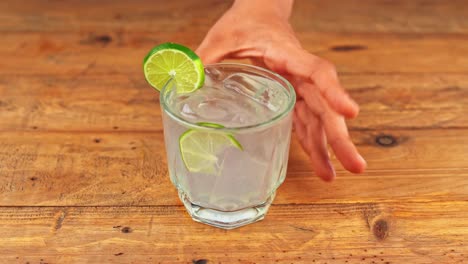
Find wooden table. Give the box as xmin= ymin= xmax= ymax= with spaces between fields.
xmin=1 ymin=0 xmax=467 ymax=263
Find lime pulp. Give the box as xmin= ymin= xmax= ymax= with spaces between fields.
xmin=179 ymin=123 xmax=243 ymax=174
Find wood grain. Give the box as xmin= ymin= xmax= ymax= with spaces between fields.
xmin=0 ymin=130 xmax=466 ymax=206
xmin=1 ymin=0 xmax=468 ymax=262
xmin=0 ymin=0 xmax=229 ymax=33
xmin=1 ymin=1 xmax=468 ymax=75
xmin=343 ymin=74 xmax=468 ymax=130
xmin=0 ymin=202 xmax=466 ymax=263
xmin=2 ymin=0 xmax=468 ymax=33
xmin=0 ymin=74 xmax=467 ymax=132
xmin=291 ymin=0 xmax=468 ymax=33
xmin=2 ymin=32 xmax=468 ymax=75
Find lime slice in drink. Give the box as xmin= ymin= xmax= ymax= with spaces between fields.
xmin=143 ymin=42 xmax=205 ymax=93
xmin=179 ymin=124 xmax=243 ymax=174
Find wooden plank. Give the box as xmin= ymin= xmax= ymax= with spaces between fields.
xmin=291 ymin=0 xmax=468 ymax=33
xmin=0 ymin=74 xmax=467 ymax=132
xmin=1 ymin=0 xmax=466 ymax=262
xmin=2 ymin=32 xmax=468 ymax=75
xmin=301 ymin=32 xmax=468 ymax=74
xmin=0 ymin=131 xmax=172 ymax=206
xmin=1 ymin=0 xmax=468 ymax=33
xmin=343 ymin=74 xmax=468 ymax=130
xmin=0 ymin=0 xmax=229 ymax=33
xmin=0 ymin=75 xmax=162 ymax=132
xmin=0 ymin=130 xmax=466 ymax=206
xmin=0 ymin=202 xmax=466 ymax=263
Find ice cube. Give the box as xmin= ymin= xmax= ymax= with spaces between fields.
xmin=222 ymin=73 xmax=288 ymax=113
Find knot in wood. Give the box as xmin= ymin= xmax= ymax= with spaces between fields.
xmin=121 ymin=226 xmax=132 ymax=233
xmin=373 ymin=219 xmax=389 ymax=240
xmin=375 ymin=134 xmax=397 ymax=147
xmin=94 ymin=35 xmax=112 ymax=44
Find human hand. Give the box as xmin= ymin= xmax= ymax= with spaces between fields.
xmin=196 ymin=0 xmax=366 ymax=181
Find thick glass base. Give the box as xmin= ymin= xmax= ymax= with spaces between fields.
xmin=178 ymin=190 xmax=275 ymax=229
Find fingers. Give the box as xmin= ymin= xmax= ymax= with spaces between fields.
xmin=294 ymin=80 xmax=326 ymax=118
xmin=295 ymin=100 xmax=336 ymax=181
xmin=293 ymin=107 xmax=307 ymax=143
xmin=295 ymin=80 xmax=366 ymax=173
xmin=311 ymin=57 xmax=359 ymax=118
xmin=325 ymin=114 xmax=367 ymax=173
xmin=297 ymin=82 xmax=366 ymax=173
xmin=264 ymin=46 xmax=359 ymax=118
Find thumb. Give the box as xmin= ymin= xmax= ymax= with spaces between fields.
xmin=196 ymin=32 xmax=230 ymax=65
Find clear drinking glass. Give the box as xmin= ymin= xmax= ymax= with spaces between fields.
xmin=160 ymin=63 xmax=296 ymax=229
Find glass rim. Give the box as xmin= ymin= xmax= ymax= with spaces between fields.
xmin=160 ymin=62 xmax=296 ymax=132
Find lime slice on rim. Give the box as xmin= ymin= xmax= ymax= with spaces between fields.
xmin=179 ymin=123 xmax=243 ymax=174
xmin=143 ymin=42 xmax=205 ymax=93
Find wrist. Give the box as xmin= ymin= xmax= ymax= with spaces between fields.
xmin=232 ymin=0 xmax=294 ymax=21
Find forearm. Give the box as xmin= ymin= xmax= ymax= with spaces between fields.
xmin=232 ymin=0 xmax=294 ymax=20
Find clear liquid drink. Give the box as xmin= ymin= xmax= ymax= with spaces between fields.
xmin=160 ymin=63 xmax=295 ymax=229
